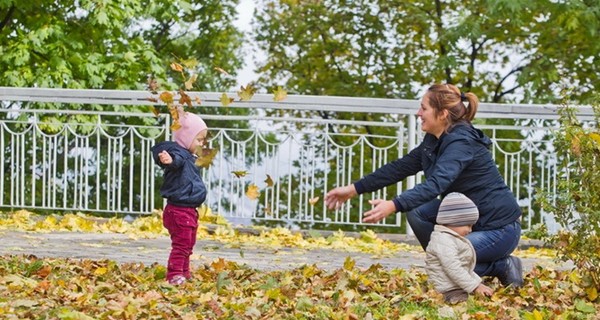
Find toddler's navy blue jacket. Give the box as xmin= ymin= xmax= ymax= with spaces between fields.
xmin=151 ymin=141 xmax=207 ymax=208
xmin=354 ymin=122 xmax=521 ymax=231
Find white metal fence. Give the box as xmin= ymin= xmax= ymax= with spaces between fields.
xmin=1 ymin=87 xmax=592 ymax=233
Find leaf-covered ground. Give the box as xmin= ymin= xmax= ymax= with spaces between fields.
xmin=0 ymin=211 xmax=598 ymax=319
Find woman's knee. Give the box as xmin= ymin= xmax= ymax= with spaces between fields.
xmin=468 ymin=221 xmax=521 ymax=262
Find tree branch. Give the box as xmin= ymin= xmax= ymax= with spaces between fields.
xmin=433 ymin=0 xmax=452 ymax=83
xmin=0 ymin=5 xmax=16 ymax=32
xmin=493 ymin=66 xmax=524 ymax=102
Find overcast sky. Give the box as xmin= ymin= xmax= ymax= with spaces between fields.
xmin=234 ymin=0 xmax=259 ymax=87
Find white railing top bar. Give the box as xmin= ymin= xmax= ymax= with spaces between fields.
xmin=0 ymin=86 xmax=595 ymax=120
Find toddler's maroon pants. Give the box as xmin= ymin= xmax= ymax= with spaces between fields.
xmin=162 ymin=204 xmax=198 ymax=281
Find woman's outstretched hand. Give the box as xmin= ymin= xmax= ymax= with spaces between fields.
xmin=324 ymin=185 xmax=357 ymax=210
xmin=362 ymin=199 xmax=396 ymax=223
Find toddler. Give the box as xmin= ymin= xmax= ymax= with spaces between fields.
xmin=151 ymin=111 xmax=208 ymax=285
xmin=425 ymin=192 xmax=494 ymax=303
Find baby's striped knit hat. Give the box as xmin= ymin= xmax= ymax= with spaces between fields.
xmin=436 ymin=192 xmax=479 ymax=226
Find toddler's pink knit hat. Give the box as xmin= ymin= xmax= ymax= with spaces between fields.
xmin=173 ymin=112 xmax=208 ymax=149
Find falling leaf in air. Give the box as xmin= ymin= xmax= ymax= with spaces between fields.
xmin=178 ymin=89 xmax=192 ymax=108
xmin=232 ymin=170 xmax=248 ymax=178
xmin=246 ymin=184 xmax=260 ymax=200
xmin=159 ymin=91 xmax=174 ymax=104
xmin=264 ymin=205 xmax=272 ymax=215
xmin=170 ymin=62 xmax=184 ymax=73
xmin=195 ymin=147 xmax=219 ymax=168
xmin=147 ymin=77 xmax=159 ymax=93
xmin=194 ymin=95 xmax=202 ymax=105
xmin=273 ymin=86 xmax=287 ymax=102
xmin=184 ymin=74 xmax=198 ymax=90
xmin=168 ymin=106 xmax=181 ymax=122
xmin=220 ymin=93 xmax=234 ymax=107
xmin=180 ymin=57 xmax=199 ymax=69
xmin=264 ymin=174 xmax=274 ymax=187
xmin=238 ymin=83 xmax=256 ymax=101
xmin=150 ymin=106 xmax=160 ymax=117
xmin=214 ymin=66 xmax=229 ymax=76
xmin=170 ymin=121 xmax=181 ymax=131
xmin=309 ymin=197 xmax=320 ymax=206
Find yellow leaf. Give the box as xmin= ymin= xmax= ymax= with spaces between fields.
xmin=150 ymin=106 xmax=160 ymax=117
xmin=170 ymin=62 xmax=184 ymax=73
xmin=237 ymin=83 xmax=256 ymax=101
xmin=232 ymin=170 xmax=248 ymax=178
xmin=246 ymin=184 xmax=260 ymax=200
xmin=197 ymin=292 xmax=214 ymax=303
xmin=94 ymin=267 xmax=108 ymax=276
xmin=343 ymin=256 xmax=355 ymax=270
xmin=170 ymin=121 xmax=181 ymax=132
xmin=211 ymin=258 xmax=228 ymax=272
xmin=585 ymin=286 xmax=598 ymax=301
xmin=264 ymin=174 xmax=274 ymax=187
xmin=588 ymin=132 xmax=600 ymax=143
xmin=180 ymin=58 xmax=199 ymax=69
xmin=168 ymin=106 xmax=180 ymax=121
xmin=214 ymin=66 xmax=229 ymax=75
xmin=184 ymin=74 xmax=198 ymax=90
xmin=308 ymin=197 xmax=319 ymax=206
xmin=56 ymin=310 xmax=95 ymax=320
xmin=194 ymin=95 xmax=202 ymax=105
xmin=195 ymin=147 xmax=219 ymax=168
xmin=178 ymin=89 xmax=192 ymax=108
xmin=159 ymin=91 xmax=174 ymax=104
xmin=532 ymin=309 xmax=544 ymax=320
xmin=273 ymin=86 xmax=287 ymax=102
xmin=220 ymin=93 xmax=234 ymax=107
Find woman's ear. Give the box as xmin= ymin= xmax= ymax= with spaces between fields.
xmin=439 ymin=108 xmax=449 ymax=120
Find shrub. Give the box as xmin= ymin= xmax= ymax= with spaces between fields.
xmin=538 ymin=102 xmax=600 ymax=301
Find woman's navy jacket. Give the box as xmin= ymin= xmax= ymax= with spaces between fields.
xmin=151 ymin=141 xmax=207 ymax=208
xmin=354 ymin=122 xmax=521 ymax=231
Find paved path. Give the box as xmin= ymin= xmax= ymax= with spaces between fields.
xmin=0 ymin=230 xmax=567 ymax=273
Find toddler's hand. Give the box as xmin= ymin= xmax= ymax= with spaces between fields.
xmin=158 ymin=150 xmax=173 ymax=165
xmin=474 ymin=283 xmax=493 ymax=297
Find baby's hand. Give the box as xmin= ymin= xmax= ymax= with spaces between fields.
xmin=158 ymin=150 xmax=173 ymax=165
xmin=474 ymin=283 xmax=494 ymax=297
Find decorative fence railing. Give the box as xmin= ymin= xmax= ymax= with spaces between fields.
xmin=0 ymin=87 xmax=593 ymax=233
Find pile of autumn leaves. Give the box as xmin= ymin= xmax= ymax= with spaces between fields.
xmin=0 ymin=211 xmax=598 ymax=319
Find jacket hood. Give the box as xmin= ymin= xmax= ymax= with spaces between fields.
xmin=449 ymin=122 xmax=492 ymax=148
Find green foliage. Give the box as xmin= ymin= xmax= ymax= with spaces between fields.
xmin=0 ymin=0 xmax=250 ymax=214
xmin=251 ymin=0 xmax=600 ymax=232
xmin=522 ymin=223 xmax=548 ymax=240
xmin=0 ymin=0 xmax=242 ymax=92
xmin=538 ymin=100 xmax=600 ymax=300
xmin=253 ymin=0 xmax=600 ymax=104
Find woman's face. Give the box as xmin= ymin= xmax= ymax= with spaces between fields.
xmin=416 ymin=93 xmax=448 ymax=138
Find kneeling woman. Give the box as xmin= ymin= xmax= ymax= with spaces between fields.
xmin=325 ymin=83 xmax=523 ymax=287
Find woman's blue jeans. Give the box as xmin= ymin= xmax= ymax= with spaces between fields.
xmin=406 ymin=199 xmax=521 ymax=278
